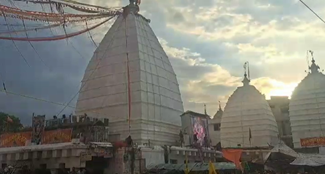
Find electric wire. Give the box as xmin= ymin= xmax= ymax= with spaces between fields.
xmin=21 ymin=18 xmax=50 ymax=69
xmin=0 ymin=88 xmax=76 ymax=108
xmin=68 ymin=39 xmax=87 ymax=61
xmin=4 ymin=0 xmax=50 ymax=69
xmin=86 ymin=21 xmax=97 ymax=47
xmin=299 ymin=0 xmax=325 ymax=24
xmin=1 ymin=12 xmax=30 ymax=67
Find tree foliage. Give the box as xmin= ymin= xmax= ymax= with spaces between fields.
xmin=0 ymin=112 xmax=23 ymax=134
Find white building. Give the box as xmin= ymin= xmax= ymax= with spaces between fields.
xmin=267 ymin=96 xmax=293 ymax=148
xmin=0 ymin=142 xmax=90 ymax=171
xmin=220 ymin=73 xmax=279 ymax=148
xmin=289 ymin=56 xmax=325 ymax=149
xmin=75 ymin=3 xmax=184 ymax=145
xmin=208 ymin=104 xmax=223 ymax=146
xmin=180 ymin=111 xmax=210 ymax=147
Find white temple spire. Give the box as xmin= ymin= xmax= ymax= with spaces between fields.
xmin=221 ymin=64 xmax=278 ymax=148
xmin=75 ymin=6 xmax=183 ymax=145
xmin=242 ymin=61 xmax=250 ymax=86
xmin=289 ymin=51 xmax=325 ymax=148
xmin=309 ymin=50 xmax=320 ymax=74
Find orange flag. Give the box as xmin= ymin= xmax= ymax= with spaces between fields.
xmin=222 ymin=149 xmax=243 ymax=171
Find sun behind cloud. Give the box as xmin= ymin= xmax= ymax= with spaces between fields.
xmin=268 ymin=81 xmax=298 ymax=98
xmin=251 ymin=77 xmax=298 ymax=99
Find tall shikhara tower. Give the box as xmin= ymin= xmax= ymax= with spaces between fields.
xmin=75 ymin=2 xmax=184 ymax=145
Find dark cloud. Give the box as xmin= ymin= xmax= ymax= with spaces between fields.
xmin=170 ymin=58 xmax=214 ymax=80
xmin=0 ymin=24 xmax=95 ymax=124
xmin=166 ymin=10 xmax=185 ymax=24
xmin=2 ymin=0 xmax=318 ymax=125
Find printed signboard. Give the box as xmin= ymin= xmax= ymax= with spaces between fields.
xmin=32 ymin=115 xmax=45 ymax=145
xmin=42 ymin=129 xmax=72 ymax=144
xmin=301 ymin=137 xmax=325 ymax=147
xmin=191 ymin=116 xmax=209 ymax=147
xmin=0 ymin=132 xmax=32 ymax=147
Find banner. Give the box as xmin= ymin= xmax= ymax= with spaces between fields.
xmin=191 ymin=116 xmax=209 ymax=146
xmin=42 ymin=129 xmax=72 ymax=144
xmin=32 ymin=115 xmax=45 ymax=145
xmin=301 ymin=137 xmax=325 ymax=147
xmin=0 ymin=132 xmax=32 ymax=147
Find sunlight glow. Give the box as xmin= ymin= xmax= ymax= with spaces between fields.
xmin=268 ymin=80 xmax=298 ymax=99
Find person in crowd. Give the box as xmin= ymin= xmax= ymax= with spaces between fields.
xmin=19 ymin=165 xmax=30 ymax=174
xmin=57 ymin=166 xmax=68 ymax=174
xmin=70 ymin=168 xmax=77 ymax=174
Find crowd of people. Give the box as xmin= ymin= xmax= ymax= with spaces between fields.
xmin=0 ymin=165 xmax=88 ymax=174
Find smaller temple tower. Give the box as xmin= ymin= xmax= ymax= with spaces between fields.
xmin=220 ymin=63 xmax=279 ymax=148
xmin=289 ymin=51 xmax=325 ymax=149
xmin=208 ymin=102 xmax=223 ymax=146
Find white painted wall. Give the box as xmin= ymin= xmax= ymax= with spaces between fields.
xmin=141 ymin=147 xmax=165 ymax=168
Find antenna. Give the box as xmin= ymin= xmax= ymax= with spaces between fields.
xmin=306 ymin=50 xmax=310 ymax=72
xmin=309 ymin=50 xmax=314 ymax=60
xmin=247 ymin=62 xmax=250 ymax=80
xmin=243 ymin=62 xmax=247 ymax=75
xmin=243 ymin=61 xmax=250 ymax=80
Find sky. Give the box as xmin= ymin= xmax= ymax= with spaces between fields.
xmin=0 ymin=0 xmax=325 ymax=124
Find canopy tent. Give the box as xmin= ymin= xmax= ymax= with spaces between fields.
xmin=265 ymin=141 xmax=325 ymax=167
xmin=147 ymin=162 xmax=236 ymax=172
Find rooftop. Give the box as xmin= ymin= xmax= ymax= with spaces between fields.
xmin=180 ymin=110 xmax=210 ymax=118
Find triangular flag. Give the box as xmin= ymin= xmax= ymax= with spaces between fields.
xmin=185 ymin=153 xmax=189 ymax=174
xmin=208 ymin=161 xmax=218 ymax=174
xmin=249 ymin=128 xmax=252 ymax=143
xmin=3 ymin=83 xmax=6 ymax=91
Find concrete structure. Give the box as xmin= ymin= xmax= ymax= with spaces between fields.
xmin=267 ymin=96 xmax=293 ymax=148
xmin=109 ymin=146 xmax=222 ymax=174
xmin=208 ymin=103 xmax=223 ymax=146
xmin=289 ymin=56 xmax=325 ymax=149
xmin=75 ymin=3 xmax=183 ymax=145
xmin=220 ymin=73 xmax=279 ymax=148
xmin=0 ymin=142 xmax=89 ymax=170
xmin=167 ymin=146 xmax=221 ymax=164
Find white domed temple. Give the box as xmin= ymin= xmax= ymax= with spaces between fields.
xmin=289 ymin=54 xmax=325 ymax=148
xmin=75 ymin=3 xmax=183 ymax=145
xmin=220 ymin=71 xmax=279 ymax=148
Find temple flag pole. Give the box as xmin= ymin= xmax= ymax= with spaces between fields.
xmin=249 ymin=128 xmax=252 ymax=147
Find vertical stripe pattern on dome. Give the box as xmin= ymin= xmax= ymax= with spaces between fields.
xmin=220 ymin=72 xmax=279 ymax=148
xmin=75 ymin=4 xmax=184 ymax=145
xmin=289 ymin=54 xmax=325 ymax=148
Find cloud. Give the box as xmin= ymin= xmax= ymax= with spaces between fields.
xmin=1 ymin=0 xmax=324 ymax=123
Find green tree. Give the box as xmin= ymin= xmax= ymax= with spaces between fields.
xmin=0 ymin=112 xmax=23 ymax=134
